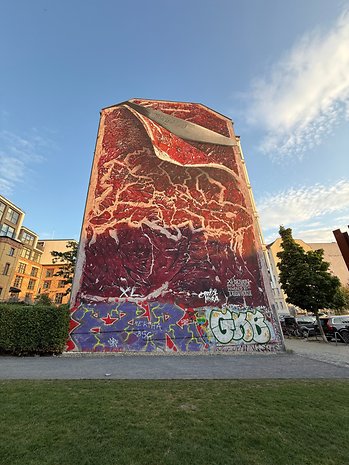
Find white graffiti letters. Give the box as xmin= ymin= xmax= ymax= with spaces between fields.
xmin=246 ymin=310 xmax=271 ymax=343
xmin=209 ymin=308 xmax=271 ymax=344
xmin=108 ymin=337 xmax=118 ymax=348
xmin=227 ymin=278 xmax=252 ymax=297
xmin=198 ymin=288 xmax=219 ymax=304
xmin=119 ymin=286 xmax=141 ymax=298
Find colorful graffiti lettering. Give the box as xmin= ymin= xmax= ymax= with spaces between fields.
xmin=69 ymin=301 xmax=275 ymax=352
xmin=209 ymin=307 xmax=272 ymax=344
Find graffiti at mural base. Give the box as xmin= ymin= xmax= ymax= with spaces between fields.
xmin=68 ymin=301 xmax=275 ymax=352
xmin=209 ymin=307 xmax=271 ymax=344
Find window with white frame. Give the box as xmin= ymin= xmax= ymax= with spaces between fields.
xmin=5 ymin=208 xmax=19 ymax=225
xmin=3 ymin=263 xmax=10 ymax=275
xmin=21 ymin=247 xmax=31 ymax=260
xmin=0 ymin=202 xmax=5 ymax=219
xmin=30 ymin=267 xmax=38 ymax=277
xmin=27 ymin=279 xmax=36 ymax=290
xmin=32 ymin=251 xmax=41 ymax=263
xmin=0 ymin=224 xmax=15 ymax=238
xmin=17 ymin=262 xmax=26 ymax=274
xmin=20 ymin=230 xmax=34 ymax=246
xmin=13 ymin=275 xmax=23 ymax=288
xmin=55 ymin=293 xmax=64 ymax=304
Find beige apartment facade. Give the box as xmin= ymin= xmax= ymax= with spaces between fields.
xmin=36 ymin=240 xmax=73 ymax=305
xmin=0 ymin=195 xmax=25 ymax=300
xmin=267 ymin=238 xmax=349 ymax=314
xmin=0 ymin=194 xmax=74 ymax=304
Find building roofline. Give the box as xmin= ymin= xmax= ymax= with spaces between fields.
xmin=101 ymin=98 xmax=233 ymax=122
xmin=0 ymin=194 xmax=25 ymax=215
xmin=38 ymin=238 xmax=76 ymax=242
xmin=20 ymin=225 xmax=38 ymax=236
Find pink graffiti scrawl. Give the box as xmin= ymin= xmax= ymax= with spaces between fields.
xmin=69 ymin=99 xmax=284 ymax=353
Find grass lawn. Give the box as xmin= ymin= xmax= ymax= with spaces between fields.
xmin=0 ymin=380 xmax=348 ymax=465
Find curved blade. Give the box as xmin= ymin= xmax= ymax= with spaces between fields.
xmin=125 ymin=101 xmax=236 ymax=147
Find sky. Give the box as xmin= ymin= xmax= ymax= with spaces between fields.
xmin=0 ymin=0 xmax=348 ymax=244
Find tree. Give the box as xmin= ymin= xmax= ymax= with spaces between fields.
xmin=35 ymin=293 xmax=53 ymax=306
xmin=333 ymin=286 xmax=349 ymax=315
xmin=277 ymin=226 xmax=345 ymax=341
xmin=51 ymin=241 xmax=78 ymax=295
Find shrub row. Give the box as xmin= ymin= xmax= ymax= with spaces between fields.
xmin=0 ymin=304 xmax=70 ymax=355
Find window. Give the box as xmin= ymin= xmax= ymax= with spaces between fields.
xmin=25 ymin=293 xmax=33 ymax=302
xmin=0 ymin=201 xmax=5 ymax=219
xmin=58 ymin=280 xmax=66 ymax=288
xmin=5 ymin=208 xmax=19 ymax=225
xmin=3 ymin=263 xmax=10 ymax=275
xmin=334 ymin=317 xmax=349 ymax=325
xmin=0 ymin=224 xmax=15 ymax=238
xmin=55 ymin=293 xmax=64 ymax=304
xmin=43 ymin=281 xmax=51 ymax=289
xmin=13 ymin=276 xmax=23 ymax=288
xmin=21 ymin=247 xmax=31 ymax=260
xmin=31 ymin=267 xmax=38 ymax=277
xmin=8 ymin=247 xmax=15 ymax=256
xmin=17 ymin=262 xmax=26 ymax=274
xmin=27 ymin=279 xmax=36 ymax=290
xmin=32 ymin=251 xmax=41 ymax=263
xmin=0 ymin=287 xmax=3 ymax=297
xmin=20 ymin=231 xmax=34 ymax=246
xmin=46 ymin=269 xmax=54 ymax=278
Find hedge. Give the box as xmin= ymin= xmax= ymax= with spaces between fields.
xmin=0 ymin=304 xmax=70 ymax=355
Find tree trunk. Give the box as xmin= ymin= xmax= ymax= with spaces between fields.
xmin=315 ymin=311 xmax=328 ymax=343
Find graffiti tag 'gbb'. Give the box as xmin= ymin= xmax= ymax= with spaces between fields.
xmin=209 ymin=308 xmax=272 ymax=344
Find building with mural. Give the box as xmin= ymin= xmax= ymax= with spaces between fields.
xmin=0 ymin=194 xmax=74 ymax=304
xmin=69 ymin=99 xmax=284 ymax=353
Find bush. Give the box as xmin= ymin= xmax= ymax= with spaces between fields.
xmin=0 ymin=304 xmax=70 ymax=356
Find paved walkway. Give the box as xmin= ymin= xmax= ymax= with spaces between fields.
xmin=1 ymin=340 xmax=349 ymax=379
xmin=284 ymin=337 xmax=349 ymax=368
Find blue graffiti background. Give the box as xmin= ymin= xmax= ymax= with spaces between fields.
xmin=69 ymin=300 xmax=280 ymax=352
xmin=70 ymin=301 xmax=209 ymax=352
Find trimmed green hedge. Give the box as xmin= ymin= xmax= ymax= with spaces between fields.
xmin=0 ymin=304 xmax=70 ymax=355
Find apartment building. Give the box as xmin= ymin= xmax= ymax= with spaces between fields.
xmin=36 ymin=240 xmax=73 ymax=305
xmin=0 ymin=195 xmax=25 ymax=299
xmin=267 ymin=238 xmax=349 ymax=313
xmin=0 ymin=194 xmax=74 ymax=304
xmin=12 ymin=226 xmax=43 ymax=302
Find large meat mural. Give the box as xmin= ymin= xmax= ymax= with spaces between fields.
xmin=69 ymin=99 xmax=284 ymax=353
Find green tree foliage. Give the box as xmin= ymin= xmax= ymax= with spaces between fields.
xmin=35 ymin=293 xmax=52 ymax=306
xmin=51 ymin=241 xmax=78 ymax=295
xmin=334 ymin=286 xmax=349 ymax=314
xmin=0 ymin=303 xmax=70 ymax=355
xmin=277 ymin=226 xmax=346 ymax=341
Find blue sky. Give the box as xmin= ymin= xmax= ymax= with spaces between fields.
xmin=1 ymin=0 xmax=348 ymax=244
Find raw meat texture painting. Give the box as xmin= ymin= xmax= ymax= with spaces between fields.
xmin=69 ymin=99 xmax=283 ymax=353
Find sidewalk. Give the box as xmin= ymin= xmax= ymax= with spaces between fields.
xmin=284 ymin=337 xmax=349 ymax=368
xmin=1 ymin=348 xmax=349 ymax=379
